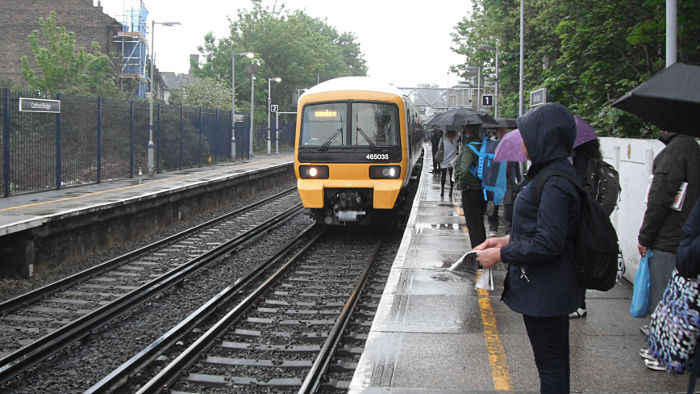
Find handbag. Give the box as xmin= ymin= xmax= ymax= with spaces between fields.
xmin=630 ymin=250 xmax=652 ymax=317
xmin=435 ymin=137 xmax=445 ymax=164
xmin=647 ymin=268 xmax=700 ymax=373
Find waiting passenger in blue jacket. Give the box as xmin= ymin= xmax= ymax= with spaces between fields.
xmin=474 ymin=103 xmax=583 ymax=394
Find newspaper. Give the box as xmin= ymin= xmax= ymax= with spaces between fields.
xmin=447 ymin=251 xmax=479 ymax=278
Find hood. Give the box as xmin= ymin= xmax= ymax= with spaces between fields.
xmin=517 ymin=103 xmax=576 ymax=165
xmin=660 ymin=131 xmax=678 ymax=145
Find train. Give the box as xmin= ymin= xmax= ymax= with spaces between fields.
xmin=294 ymin=76 xmax=424 ymax=225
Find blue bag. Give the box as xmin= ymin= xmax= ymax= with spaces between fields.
xmin=630 ymin=250 xmax=652 ymax=318
xmin=467 ymin=138 xmax=507 ymax=205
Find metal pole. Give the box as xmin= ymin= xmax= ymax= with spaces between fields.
xmin=147 ymin=20 xmax=155 ymax=175
xmin=495 ymin=48 xmax=499 ymax=118
xmin=519 ymin=0 xmax=524 ymax=116
xmin=267 ymin=78 xmax=271 ymax=155
xmin=231 ymin=53 xmax=236 ymax=160
xmin=666 ymin=0 xmax=677 ymax=67
xmin=477 ymin=67 xmax=481 ymax=111
xmin=275 ymin=111 xmax=280 ymax=154
xmin=249 ymin=73 xmax=254 ymax=158
xmin=55 ymin=93 xmax=61 ymax=190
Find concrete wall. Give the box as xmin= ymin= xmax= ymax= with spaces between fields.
xmin=600 ymin=137 xmax=699 ymax=283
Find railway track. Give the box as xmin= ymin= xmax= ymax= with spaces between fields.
xmin=107 ymin=227 xmax=395 ymax=393
xmin=0 ymin=189 xmax=302 ymax=385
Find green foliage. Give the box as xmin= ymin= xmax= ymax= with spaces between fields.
xmin=451 ymin=0 xmax=700 ymax=137
xmin=180 ymin=77 xmax=232 ymax=110
xmin=21 ymin=12 xmax=123 ymax=98
xmin=191 ymin=2 xmax=367 ymax=120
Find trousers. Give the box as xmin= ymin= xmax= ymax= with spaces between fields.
xmin=461 ymin=188 xmax=486 ymax=248
xmin=523 ymin=314 xmax=570 ymax=394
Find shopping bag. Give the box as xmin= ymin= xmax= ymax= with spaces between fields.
xmin=630 ymin=250 xmax=652 ymax=317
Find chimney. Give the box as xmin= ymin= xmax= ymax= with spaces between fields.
xmin=189 ymin=54 xmax=199 ymax=74
xmin=96 ymin=1 xmax=103 ymax=12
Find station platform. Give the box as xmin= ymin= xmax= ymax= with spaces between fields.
xmin=349 ymin=150 xmax=690 ymax=393
xmin=0 ymin=153 xmax=294 ymax=277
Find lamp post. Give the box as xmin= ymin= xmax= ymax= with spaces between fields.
xmin=148 ymin=20 xmax=180 ymax=176
xmin=249 ymin=58 xmax=260 ymax=158
xmin=479 ymin=44 xmax=498 ymax=118
xmin=519 ymin=0 xmax=524 ymax=116
xmin=267 ymin=77 xmax=281 ymax=155
xmin=231 ymin=51 xmax=254 ymax=160
xmin=466 ymin=66 xmax=481 ymax=111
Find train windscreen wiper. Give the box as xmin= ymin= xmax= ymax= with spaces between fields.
xmin=317 ymin=127 xmax=343 ymax=152
xmin=356 ymin=127 xmax=376 ymax=146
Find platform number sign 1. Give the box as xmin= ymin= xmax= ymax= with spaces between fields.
xmin=482 ymin=95 xmax=493 ymax=107
xmin=270 ymin=104 xmax=278 ymax=113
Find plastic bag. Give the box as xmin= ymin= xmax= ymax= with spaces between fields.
xmin=630 ymin=250 xmax=652 ymax=318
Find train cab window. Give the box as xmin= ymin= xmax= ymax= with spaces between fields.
xmin=300 ymin=103 xmax=347 ymax=147
xmin=351 ymin=103 xmax=399 ymax=146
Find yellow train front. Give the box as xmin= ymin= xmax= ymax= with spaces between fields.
xmin=294 ymin=77 xmax=423 ymax=225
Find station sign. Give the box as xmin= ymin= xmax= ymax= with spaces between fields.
xmin=530 ymin=88 xmax=547 ymax=107
xmin=482 ymin=95 xmax=493 ymax=107
xmin=234 ymin=114 xmax=245 ymax=123
xmin=270 ymin=104 xmax=278 ymax=113
xmin=19 ymin=98 xmax=61 ymax=113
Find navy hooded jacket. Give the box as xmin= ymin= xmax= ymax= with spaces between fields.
xmin=500 ymin=103 xmax=583 ymax=317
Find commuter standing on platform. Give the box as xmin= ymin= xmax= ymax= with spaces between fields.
xmin=637 ymin=131 xmax=700 ymax=336
xmin=455 ymin=124 xmax=487 ymax=248
xmin=430 ymin=129 xmax=443 ymax=173
xmin=474 ymin=103 xmax=583 ymax=394
xmin=439 ymin=129 xmax=459 ymax=198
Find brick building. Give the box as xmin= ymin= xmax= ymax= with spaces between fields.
xmin=0 ymin=0 xmax=122 ymax=87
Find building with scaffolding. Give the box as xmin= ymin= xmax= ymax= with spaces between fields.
xmin=113 ymin=2 xmax=149 ymax=97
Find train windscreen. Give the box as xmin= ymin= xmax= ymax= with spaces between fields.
xmin=300 ymin=102 xmax=399 ymax=148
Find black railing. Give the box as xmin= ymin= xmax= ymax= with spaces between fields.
xmin=0 ymin=88 xmax=296 ymax=197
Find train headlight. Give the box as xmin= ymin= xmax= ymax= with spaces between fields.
xmin=369 ymin=165 xmax=401 ymax=179
xmin=299 ymin=165 xmax=329 ymax=179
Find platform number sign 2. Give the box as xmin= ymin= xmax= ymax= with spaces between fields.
xmin=482 ymin=95 xmax=493 ymax=107
xmin=270 ymin=104 xmax=278 ymax=113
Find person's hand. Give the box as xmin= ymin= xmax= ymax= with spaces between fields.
xmin=476 ymin=248 xmax=501 ymax=268
xmin=638 ymin=243 xmax=648 ymax=257
xmin=474 ymin=235 xmax=510 ymax=251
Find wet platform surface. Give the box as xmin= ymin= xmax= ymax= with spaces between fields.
xmin=349 ymin=148 xmax=690 ymax=393
xmin=0 ymin=154 xmax=294 ymax=237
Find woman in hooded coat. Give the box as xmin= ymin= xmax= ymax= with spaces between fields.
xmin=474 ymin=103 xmax=583 ymax=393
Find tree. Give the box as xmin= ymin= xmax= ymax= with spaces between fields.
xmin=451 ymin=0 xmax=700 ymax=137
xmin=21 ymin=11 xmax=122 ymax=98
xmin=179 ymin=76 xmax=232 ymax=110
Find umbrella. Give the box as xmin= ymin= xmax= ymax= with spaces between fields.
xmin=494 ymin=118 xmax=596 ymax=162
xmin=494 ymin=129 xmax=527 ymax=162
xmin=426 ymin=107 xmax=497 ymax=129
xmin=574 ymin=116 xmax=597 ymax=147
xmin=612 ymin=62 xmax=700 ymax=137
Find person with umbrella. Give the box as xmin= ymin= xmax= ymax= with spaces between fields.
xmin=455 ymin=123 xmax=487 ymax=248
xmin=429 ymin=128 xmax=443 ymax=173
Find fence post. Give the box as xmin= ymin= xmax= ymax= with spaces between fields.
xmin=97 ymin=97 xmax=102 ymax=184
xmin=198 ymin=108 xmax=202 ymax=166
xmin=179 ymin=104 xmax=183 ymax=170
xmin=214 ymin=109 xmax=219 ymax=163
xmin=156 ymin=104 xmax=161 ymax=174
xmin=129 ymin=101 xmax=134 ymax=178
xmin=55 ymin=93 xmax=62 ymax=189
xmin=3 ymin=89 xmax=9 ymax=197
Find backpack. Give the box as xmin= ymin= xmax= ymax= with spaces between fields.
xmin=583 ymin=157 xmax=621 ymax=216
xmin=536 ymin=169 xmax=620 ymax=291
xmin=466 ymin=138 xmax=507 ymax=205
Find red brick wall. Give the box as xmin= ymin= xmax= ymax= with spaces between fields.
xmin=0 ymin=0 xmax=122 ymax=87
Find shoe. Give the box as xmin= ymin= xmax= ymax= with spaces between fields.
xmin=644 ymin=358 xmax=665 ymax=371
xmin=639 ymin=346 xmax=655 ymax=360
xmin=640 ymin=325 xmax=650 ymax=336
xmin=569 ymin=308 xmax=587 ymax=318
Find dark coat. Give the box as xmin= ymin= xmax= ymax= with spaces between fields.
xmin=638 ymin=133 xmax=700 ymax=252
xmin=500 ymin=103 xmax=583 ymax=317
xmin=676 ymin=199 xmax=700 ymax=278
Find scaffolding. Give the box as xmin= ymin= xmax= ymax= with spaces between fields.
xmin=113 ymin=2 xmax=149 ymax=97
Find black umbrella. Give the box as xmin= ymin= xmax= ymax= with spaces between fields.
xmin=612 ymin=62 xmax=700 ymax=137
xmin=426 ymin=107 xmax=496 ymax=129
xmin=483 ymin=117 xmax=517 ymax=129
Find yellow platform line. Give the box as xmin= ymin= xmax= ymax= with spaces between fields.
xmin=456 ymin=204 xmax=512 ymax=391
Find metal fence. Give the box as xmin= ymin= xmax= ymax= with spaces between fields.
xmin=0 ymin=88 xmax=296 ymax=196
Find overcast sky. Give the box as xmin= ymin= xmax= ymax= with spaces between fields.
xmin=99 ymin=0 xmax=471 ymax=88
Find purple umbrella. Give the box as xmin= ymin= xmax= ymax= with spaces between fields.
xmin=574 ymin=116 xmax=597 ymax=148
xmin=494 ymin=129 xmax=527 ymax=162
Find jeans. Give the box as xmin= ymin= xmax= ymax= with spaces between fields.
xmin=523 ymin=314 xmax=570 ymax=394
xmin=648 ymin=249 xmax=676 ymax=312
